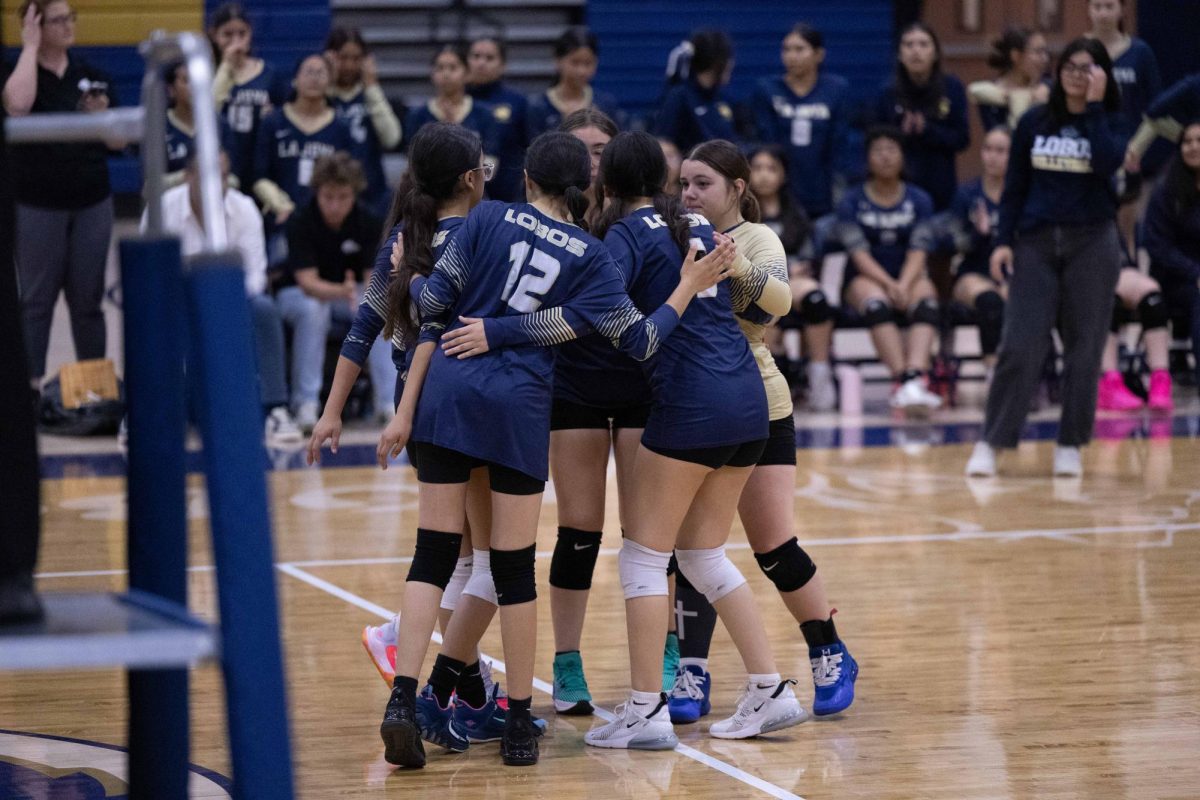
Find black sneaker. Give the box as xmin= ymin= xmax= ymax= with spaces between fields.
xmin=500 ymin=715 xmax=539 ymax=767
xmin=380 ymin=687 xmax=426 ymax=768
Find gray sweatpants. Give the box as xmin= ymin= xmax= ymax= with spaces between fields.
xmin=983 ymin=221 xmax=1122 ymax=449
xmin=15 ymin=197 xmax=114 ymax=380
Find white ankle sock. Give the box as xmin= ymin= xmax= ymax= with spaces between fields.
xmin=749 ymin=672 xmax=782 ymax=692
xmin=679 ymin=657 xmax=708 ymax=672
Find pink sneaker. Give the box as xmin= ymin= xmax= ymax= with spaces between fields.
xmin=362 ymin=618 xmax=398 ymax=687
xmin=1147 ymin=369 xmax=1174 ymax=412
xmin=1097 ymin=371 xmax=1143 ymax=411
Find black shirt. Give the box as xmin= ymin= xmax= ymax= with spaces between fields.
xmin=4 ymin=54 xmax=116 ymax=209
xmin=281 ymin=199 xmax=382 ymax=289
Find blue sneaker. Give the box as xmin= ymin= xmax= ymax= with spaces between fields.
xmin=661 ymin=632 xmax=680 ymax=693
xmin=454 ymin=686 xmax=548 ymax=742
xmin=810 ymin=642 xmax=858 ymax=716
xmin=667 ymin=662 xmax=711 ymax=724
xmin=415 ymin=685 xmax=469 ymax=752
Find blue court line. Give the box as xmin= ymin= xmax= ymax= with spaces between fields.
xmin=39 ymin=413 xmax=1200 ymax=480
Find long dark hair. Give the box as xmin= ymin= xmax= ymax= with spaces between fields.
xmin=325 ymin=27 xmax=367 ymax=54
xmin=208 ymin=2 xmax=252 ymax=63
xmin=747 ymin=144 xmax=810 ymax=253
xmin=525 ymin=131 xmax=593 ymax=228
xmin=382 ymin=123 xmax=482 ymax=343
xmin=685 ymin=139 xmax=761 ymax=224
xmin=593 ymin=131 xmax=691 ymax=255
xmin=788 ymin=22 xmax=824 ymax=51
xmin=1046 ymin=37 xmax=1119 ymax=125
xmin=988 ymin=27 xmax=1036 ymax=73
xmin=894 ymin=22 xmax=947 ymax=112
xmin=1164 ymin=121 xmax=1200 ymax=217
xmin=551 ymin=27 xmax=599 ymax=88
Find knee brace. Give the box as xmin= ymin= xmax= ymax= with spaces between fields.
xmin=861 ymin=297 xmax=894 ymax=328
xmin=909 ymin=297 xmax=940 ymax=328
xmin=800 ymin=289 xmax=834 ymax=325
xmin=674 ymin=547 xmax=747 ymax=604
xmin=439 ymin=553 xmax=474 ymax=611
xmin=406 ymin=529 xmax=463 ymax=588
xmin=618 ymin=540 xmax=671 ymax=599
xmin=490 ymin=544 xmax=537 ymax=606
xmin=753 ymin=537 xmax=817 ymax=593
xmin=462 ymin=549 xmax=497 ymax=605
xmin=1138 ymin=291 xmax=1168 ymax=330
xmin=1111 ymin=298 xmax=1133 ymax=333
xmin=974 ymin=290 xmax=1005 ymax=356
xmin=549 ymin=527 xmax=603 ymax=590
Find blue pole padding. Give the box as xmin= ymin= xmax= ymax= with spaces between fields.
xmin=184 ymin=254 xmax=294 ymax=800
xmin=119 ymin=236 xmax=189 ymax=800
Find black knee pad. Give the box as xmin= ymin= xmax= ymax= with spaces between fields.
xmin=491 ymin=544 xmax=537 ymax=606
xmin=800 ymin=289 xmax=834 ymax=325
xmin=974 ymin=290 xmax=1005 ymax=356
xmin=1138 ymin=291 xmax=1168 ymax=330
xmin=862 ymin=297 xmax=894 ymax=328
xmin=549 ymin=527 xmax=602 ymax=590
xmin=753 ymin=537 xmax=817 ymax=593
xmin=406 ymin=528 xmax=464 ymax=588
xmin=1111 ymin=298 xmax=1133 ymax=333
xmin=909 ymin=297 xmax=940 ymax=328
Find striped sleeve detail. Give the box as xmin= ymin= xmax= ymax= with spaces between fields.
xmin=594 ymin=300 xmax=662 ymax=361
xmin=417 ymin=236 xmax=470 ymax=320
xmin=516 ymin=307 xmax=578 ymax=346
xmin=728 ymin=258 xmax=774 ymax=313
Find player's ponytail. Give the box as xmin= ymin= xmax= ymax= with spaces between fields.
xmin=686 ymin=139 xmax=761 ymax=225
xmin=563 ymin=186 xmax=590 ymax=229
xmin=525 ymin=131 xmax=593 ymax=230
xmin=383 ymin=123 xmax=482 ymax=344
xmin=594 ymin=131 xmax=690 ymax=256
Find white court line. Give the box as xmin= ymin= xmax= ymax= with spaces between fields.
xmin=36 ymin=521 xmax=1200 ymax=580
xmin=277 ymin=563 xmax=805 ymax=800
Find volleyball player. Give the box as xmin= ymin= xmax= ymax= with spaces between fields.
xmin=467 ymin=36 xmax=529 ymax=202
xmin=837 ymin=127 xmax=944 ymax=412
xmin=325 ymin=27 xmax=403 ymax=217
xmin=653 ymin=29 xmax=740 ymax=154
xmin=967 ymin=28 xmax=1050 ymax=131
xmin=209 ymin=3 xmax=288 ymax=191
xmin=526 ymin=28 xmax=624 ymax=141
xmin=402 ymin=45 xmax=496 ymax=161
xmin=668 ymin=139 xmax=856 ymax=724
xmin=375 ymin=130 xmax=733 ymax=767
xmin=967 ymin=38 xmax=1124 ymax=479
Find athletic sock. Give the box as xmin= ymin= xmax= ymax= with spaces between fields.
xmin=456 ymin=661 xmax=488 ymax=708
xmin=392 ymin=675 xmax=418 ymax=704
xmin=749 ymin=672 xmax=782 ymax=692
xmin=507 ymin=695 xmax=532 ymax=722
xmin=428 ymin=654 xmax=466 ymax=707
xmin=800 ymin=614 xmax=842 ymax=648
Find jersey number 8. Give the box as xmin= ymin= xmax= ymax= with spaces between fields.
xmin=502 ymin=242 xmax=561 ymax=312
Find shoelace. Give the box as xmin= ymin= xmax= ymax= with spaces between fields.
xmin=556 ymin=661 xmax=589 ymax=694
xmin=812 ymin=650 xmax=844 ymax=688
xmin=670 ymin=669 xmax=705 ymax=701
xmin=480 ymin=659 xmax=504 ymax=698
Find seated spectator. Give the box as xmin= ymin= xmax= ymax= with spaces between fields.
xmin=968 ymin=28 xmax=1050 ymax=131
xmin=1098 ymin=268 xmax=1172 ymax=411
xmin=276 ymin=153 xmax=393 ymax=430
xmin=147 ymin=151 xmax=302 ymax=446
xmin=837 ymin=127 xmax=942 ymax=412
xmin=526 ymin=27 xmax=624 ymax=140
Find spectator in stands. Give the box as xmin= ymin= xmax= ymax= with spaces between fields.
xmin=276 ymin=153 xmax=391 ymax=431
xmin=873 ymin=22 xmax=969 ymax=211
xmin=947 ymin=126 xmax=1010 ymax=376
xmin=750 ymin=23 xmax=853 ymax=221
xmin=404 ymin=44 xmax=496 ymax=165
xmin=325 ymin=27 xmax=403 ymax=217
xmin=747 ymin=144 xmax=836 ymax=410
xmin=659 ymin=138 xmax=682 ymax=196
xmin=1143 ymin=121 xmax=1200 ymax=392
xmin=968 ymin=27 xmax=1050 ymax=131
xmin=210 ymin=2 xmax=288 ymax=190
xmin=653 ymin=29 xmax=739 ymax=154
xmin=1126 ymin=74 xmax=1200 ymax=175
xmin=836 ymin=126 xmax=943 ymax=413
xmin=467 ymin=35 xmax=529 ymax=202
xmin=526 ymin=27 xmax=624 ymax=141
xmin=165 ymin=61 xmax=236 ymax=188
xmin=3 ymin=0 xmax=117 ymax=393
xmin=148 ymin=150 xmax=302 ymax=445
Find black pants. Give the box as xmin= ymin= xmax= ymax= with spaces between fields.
xmin=984 ymin=222 xmax=1122 ymax=448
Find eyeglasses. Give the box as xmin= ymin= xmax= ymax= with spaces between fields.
xmin=44 ymin=11 xmax=77 ymax=26
xmin=1061 ymin=63 xmax=1094 ymax=77
xmin=472 ymin=162 xmax=496 ymax=182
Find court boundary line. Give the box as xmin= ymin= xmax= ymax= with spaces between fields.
xmin=275 ymin=563 xmax=807 ymax=800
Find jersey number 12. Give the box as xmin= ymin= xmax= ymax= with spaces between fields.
xmin=502 ymin=242 xmax=561 ymax=312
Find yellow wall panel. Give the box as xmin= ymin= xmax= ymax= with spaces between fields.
xmin=2 ymin=0 xmax=203 ymax=47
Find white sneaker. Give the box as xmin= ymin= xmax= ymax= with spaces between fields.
xmin=264 ymin=406 xmax=303 ymax=447
xmin=361 ymin=616 xmax=398 ymax=686
xmin=1053 ymin=445 xmax=1082 ymax=477
xmin=965 ymin=441 xmax=997 ymax=477
xmin=584 ymin=696 xmax=678 ymax=750
xmin=708 ymin=679 xmax=807 ymax=740
xmin=890 ymin=377 xmax=943 ymax=412
xmin=807 ymin=362 xmax=838 ymax=412
xmin=479 ymin=658 xmax=505 ymax=703
xmin=295 ymin=401 xmax=320 ymax=433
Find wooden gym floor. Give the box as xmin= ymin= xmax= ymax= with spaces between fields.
xmin=7 ymin=403 xmax=1200 ymax=800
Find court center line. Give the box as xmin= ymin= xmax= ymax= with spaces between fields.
xmin=276 ymin=563 xmax=806 ymax=800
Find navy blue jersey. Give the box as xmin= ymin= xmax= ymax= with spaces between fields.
xmin=1143 ymin=179 xmax=1200 ymax=284
xmin=413 ymin=202 xmax=682 ymax=479
xmin=402 ymin=100 xmax=498 ymax=160
xmin=469 ymin=81 xmax=529 ymax=202
xmin=653 ymin=79 xmax=739 ymax=155
xmin=873 ymin=74 xmax=970 ymax=210
xmin=222 ymin=62 xmax=289 ymax=189
xmin=525 ymin=88 xmax=625 ymax=141
xmin=331 ymin=88 xmax=394 ymax=215
xmin=1111 ymin=38 xmax=1162 ymax=143
xmin=997 ymin=103 xmax=1125 ymax=246
xmin=1145 ymin=74 xmax=1200 ymax=132
xmin=750 ymin=73 xmax=853 ymax=217
xmin=165 ymin=111 xmax=237 ymax=176
xmin=837 ymin=183 xmax=936 ymax=279
xmin=949 ymin=178 xmax=1000 ymax=277
xmin=253 ymin=107 xmax=360 ymax=210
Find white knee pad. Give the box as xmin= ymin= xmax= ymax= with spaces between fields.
xmin=618 ymin=540 xmax=672 ymax=599
xmin=462 ymin=549 xmax=497 ymax=606
xmin=675 ymin=546 xmax=746 ymax=604
xmin=439 ymin=554 xmax=474 ymax=611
